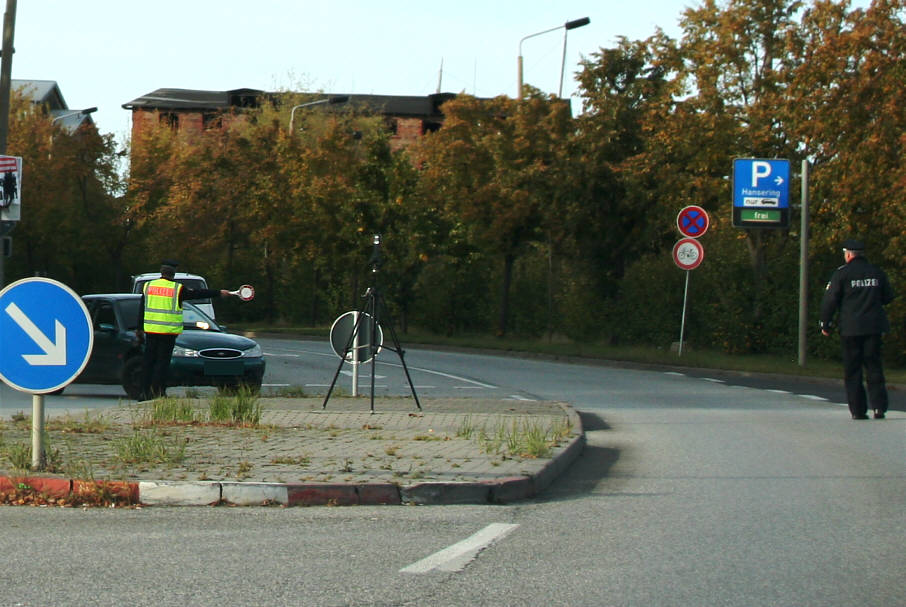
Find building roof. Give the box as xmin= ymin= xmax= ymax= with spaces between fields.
xmin=12 ymin=79 xmax=96 ymax=130
xmin=12 ymin=79 xmax=68 ymax=110
xmin=123 ymin=88 xmax=457 ymax=119
xmin=122 ymin=88 xmax=266 ymax=111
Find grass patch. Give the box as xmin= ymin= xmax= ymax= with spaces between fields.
xmin=472 ymin=417 xmax=573 ymax=459
xmin=209 ymin=386 xmax=261 ymax=425
xmin=114 ymin=429 xmax=186 ymax=465
xmin=148 ymin=397 xmax=203 ymax=424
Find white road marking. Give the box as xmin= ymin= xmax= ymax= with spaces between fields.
xmin=400 ymin=523 xmax=519 ymax=574
xmin=766 ymin=389 xmax=791 ymax=394
xmin=798 ymin=394 xmax=828 ymax=401
xmin=664 ymin=371 xmax=685 ymax=377
xmin=384 ymin=362 xmax=498 ymax=389
xmin=702 ymin=377 xmax=725 ymax=383
xmin=507 ymin=395 xmax=534 ymax=401
xmin=341 ymin=370 xmax=385 ymax=379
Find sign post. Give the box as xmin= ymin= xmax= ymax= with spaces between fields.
xmin=672 ymin=196 xmax=707 ymax=354
xmin=732 ymin=158 xmax=791 ymax=229
xmin=0 ymin=278 xmax=93 ymax=469
xmin=329 ymin=311 xmax=383 ymax=397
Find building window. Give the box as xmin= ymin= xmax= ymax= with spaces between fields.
xmin=423 ymin=120 xmax=442 ymax=134
xmin=159 ymin=112 xmax=179 ymax=129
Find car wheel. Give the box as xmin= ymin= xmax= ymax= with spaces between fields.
xmin=123 ymin=357 xmax=144 ymax=400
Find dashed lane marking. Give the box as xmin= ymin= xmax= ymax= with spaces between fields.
xmin=400 ymin=523 xmax=520 ymax=574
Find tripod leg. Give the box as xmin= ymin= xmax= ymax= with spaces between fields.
xmin=368 ymin=292 xmax=377 ymax=414
xmin=322 ymin=309 xmax=367 ymax=409
xmin=375 ymin=292 xmax=422 ymax=411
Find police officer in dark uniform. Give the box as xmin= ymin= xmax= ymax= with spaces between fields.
xmin=819 ymin=240 xmax=895 ymax=419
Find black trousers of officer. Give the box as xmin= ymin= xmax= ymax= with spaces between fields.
xmin=141 ymin=332 xmax=178 ymax=400
xmin=841 ymin=333 xmax=888 ymax=416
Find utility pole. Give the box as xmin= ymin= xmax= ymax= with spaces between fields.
xmin=0 ymin=0 xmax=16 ymax=288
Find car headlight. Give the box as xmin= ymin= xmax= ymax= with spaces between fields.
xmin=172 ymin=345 xmax=200 ymax=358
xmin=242 ymin=344 xmax=262 ymax=358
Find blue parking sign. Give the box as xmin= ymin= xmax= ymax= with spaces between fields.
xmin=0 ymin=278 xmax=93 ymax=393
xmin=732 ymin=158 xmax=791 ymax=228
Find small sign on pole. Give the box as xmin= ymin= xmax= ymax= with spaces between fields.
xmin=0 ymin=155 xmax=22 ymax=222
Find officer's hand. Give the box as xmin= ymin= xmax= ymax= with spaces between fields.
xmin=821 ymin=329 xmax=830 ymax=337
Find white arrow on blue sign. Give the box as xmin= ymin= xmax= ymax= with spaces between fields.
xmin=0 ymin=277 xmax=93 ymax=393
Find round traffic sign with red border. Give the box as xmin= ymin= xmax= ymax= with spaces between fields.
xmin=673 ymin=238 xmax=704 ymax=270
xmin=677 ymin=205 xmax=710 ymax=238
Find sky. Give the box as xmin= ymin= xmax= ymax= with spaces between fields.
xmin=8 ymin=1 xmax=870 ymax=143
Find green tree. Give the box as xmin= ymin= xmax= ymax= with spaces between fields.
xmin=6 ymin=91 xmax=126 ymax=291
xmin=414 ymin=94 xmax=573 ymax=336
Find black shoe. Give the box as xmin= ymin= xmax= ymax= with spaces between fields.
xmin=873 ymin=410 xmax=885 ymax=419
xmin=852 ymin=414 xmax=869 ymax=420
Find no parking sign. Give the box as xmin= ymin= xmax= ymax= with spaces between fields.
xmin=676 ymin=205 xmax=709 ymax=239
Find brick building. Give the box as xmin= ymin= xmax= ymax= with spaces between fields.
xmin=122 ymin=88 xmax=456 ymax=151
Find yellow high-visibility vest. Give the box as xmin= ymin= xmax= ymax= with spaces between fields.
xmin=143 ymin=278 xmax=184 ymax=334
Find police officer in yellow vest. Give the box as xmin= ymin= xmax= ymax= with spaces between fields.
xmin=136 ymin=261 xmax=234 ymax=400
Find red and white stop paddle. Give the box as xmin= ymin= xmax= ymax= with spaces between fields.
xmin=229 ymin=284 xmax=255 ymax=301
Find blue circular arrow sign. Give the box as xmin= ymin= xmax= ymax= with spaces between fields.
xmin=677 ymin=205 xmax=710 ymax=238
xmin=0 ymin=278 xmax=93 ymax=393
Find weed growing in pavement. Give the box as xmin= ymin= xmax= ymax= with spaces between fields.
xmin=236 ymin=461 xmax=253 ymax=479
xmin=456 ymin=416 xmax=476 ymax=439
xmin=209 ymin=386 xmax=261 ymax=425
xmin=149 ymin=397 xmax=203 ymax=424
xmin=5 ymin=442 xmax=31 ymax=471
xmin=47 ymin=411 xmax=113 ymax=434
xmin=469 ymin=417 xmax=573 ymax=459
xmin=270 ymin=454 xmax=311 ymax=466
xmin=114 ymin=429 xmax=186 ymax=465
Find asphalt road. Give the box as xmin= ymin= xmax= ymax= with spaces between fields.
xmin=1 ymin=338 xmax=903 ymax=606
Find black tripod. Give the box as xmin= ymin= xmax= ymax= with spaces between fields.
xmin=322 ymin=236 xmax=422 ymax=413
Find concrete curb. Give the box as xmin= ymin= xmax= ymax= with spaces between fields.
xmin=0 ymin=405 xmax=585 ymax=507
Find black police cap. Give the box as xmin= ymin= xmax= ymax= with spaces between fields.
xmin=841 ymin=239 xmax=864 ymax=252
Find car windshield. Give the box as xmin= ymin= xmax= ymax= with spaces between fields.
xmin=114 ymin=298 xmax=221 ymax=332
xmin=182 ymin=302 xmax=221 ymax=331
xmin=134 ymin=277 xmax=207 ymax=293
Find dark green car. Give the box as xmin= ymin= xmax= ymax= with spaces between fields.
xmin=72 ymin=294 xmax=265 ymax=399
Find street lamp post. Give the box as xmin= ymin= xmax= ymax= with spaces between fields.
xmin=288 ymin=95 xmax=349 ymax=133
xmin=51 ymin=107 xmax=97 ymax=127
xmin=518 ymin=17 xmax=590 ymax=100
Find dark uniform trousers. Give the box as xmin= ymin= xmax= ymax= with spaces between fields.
xmin=141 ymin=332 xmax=178 ymax=399
xmin=842 ymin=334 xmax=888 ymax=418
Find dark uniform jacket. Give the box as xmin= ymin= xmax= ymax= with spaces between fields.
xmin=820 ymin=256 xmax=894 ymax=336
